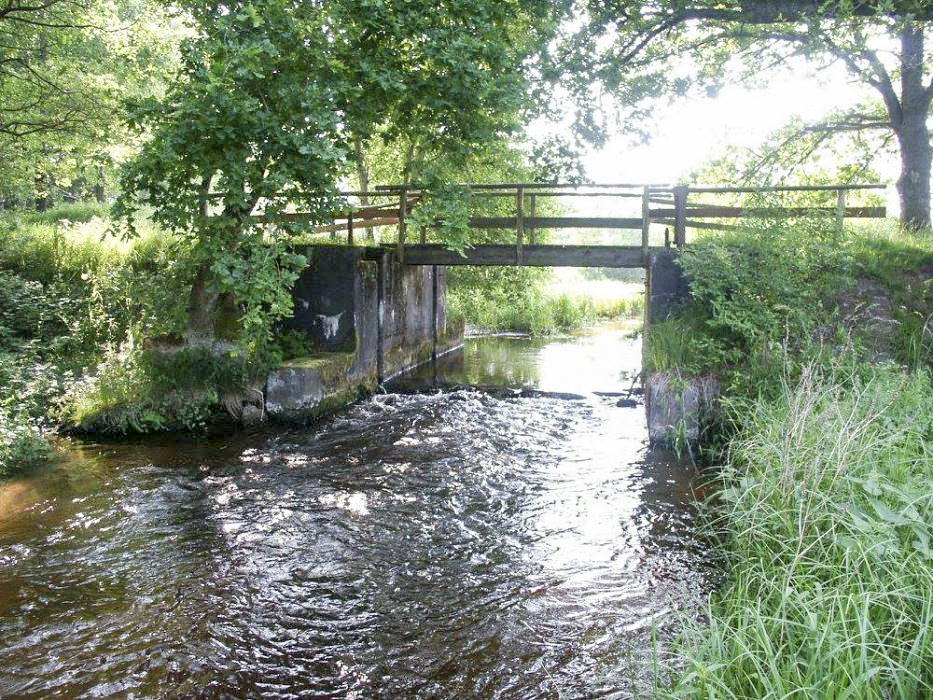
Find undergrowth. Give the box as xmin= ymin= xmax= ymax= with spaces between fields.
xmin=648 ymin=219 xmax=933 ymax=697
xmin=449 ymin=286 xmax=643 ymax=334
xmin=0 ymin=207 xmax=222 ymax=473
xmin=669 ymin=363 xmax=933 ymax=698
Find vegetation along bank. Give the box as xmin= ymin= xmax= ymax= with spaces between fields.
xmin=644 ymin=218 xmax=933 ymax=697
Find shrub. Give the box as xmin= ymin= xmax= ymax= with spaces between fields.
xmin=0 ymin=407 xmax=54 ymax=478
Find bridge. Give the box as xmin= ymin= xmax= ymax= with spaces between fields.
xmin=262 ymin=180 xmax=889 ymax=418
xmin=264 ymin=182 xmax=888 ymax=267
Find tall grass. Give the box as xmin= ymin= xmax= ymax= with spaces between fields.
xmin=669 ymin=363 xmax=933 ymax=698
xmin=450 ymin=288 xmax=644 ymax=335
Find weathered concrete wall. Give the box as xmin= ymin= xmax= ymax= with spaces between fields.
xmin=645 ymin=372 xmax=719 ymax=447
xmin=643 ymin=249 xmax=719 ymax=447
xmin=267 ymin=246 xmax=462 ymax=420
xmin=646 ymin=249 xmax=691 ymax=325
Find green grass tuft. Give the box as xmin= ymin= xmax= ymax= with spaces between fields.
xmin=669 ymin=363 xmax=933 ymax=698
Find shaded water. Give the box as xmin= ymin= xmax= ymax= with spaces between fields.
xmin=0 ymin=326 xmax=713 ymax=698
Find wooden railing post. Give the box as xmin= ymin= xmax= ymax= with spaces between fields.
xmin=836 ymin=188 xmax=846 ymax=238
xmin=516 ymin=186 xmax=525 ymax=265
xmin=673 ymin=185 xmax=688 ymax=249
xmin=641 ymin=185 xmax=651 ymax=263
xmin=529 ymin=194 xmax=536 ymax=244
xmin=347 ymin=209 xmax=354 ymax=247
xmin=398 ymin=188 xmax=407 ymax=263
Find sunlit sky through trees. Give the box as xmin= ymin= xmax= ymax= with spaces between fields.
xmin=551 ymin=62 xmax=903 ymax=213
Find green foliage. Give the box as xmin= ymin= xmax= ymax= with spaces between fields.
xmin=0 ymin=406 xmax=53 ymax=479
xmin=0 ymin=216 xmax=194 ymax=353
xmin=0 ymin=212 xmax=208 ymax=441
xmin=450 ymin=285 xmax=641 ymax=335
xmin=679 ymin=217 xmax=852 ymax=367
xmin=642 ymin=308 xmax=722 ymax=376
xmin=21 ymin=202 xmax=112 ymax=225
xmin=0 ymin=1 xmax=181 ymax=205
xmin=406 ymin=184 xmax=474 ymax=252
xmin=210 ymin=236 xmax=306 ymax=362
xmin=670 ymin=363 xmax=933 ymax=698
xmin=60 ymin=343 xmax=249 ymax=434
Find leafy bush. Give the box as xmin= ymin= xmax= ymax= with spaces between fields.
xmin=0 ymin=407 xmax=54 ymax=478
xmin=677 ymin=218 xmax=852 ymax=370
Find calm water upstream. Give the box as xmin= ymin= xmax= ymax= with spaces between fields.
xmin=0 ymin=325 xmax=714 ymax=699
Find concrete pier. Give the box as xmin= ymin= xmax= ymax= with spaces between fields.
xmin=266 ymin=246 xmax=462 ymax=421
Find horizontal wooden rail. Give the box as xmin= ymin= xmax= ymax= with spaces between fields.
xmin=470 ymin=191 xmax=643 ymax=199
xmin=470 ymin=216 xmax=644 ymax=230
xmin=649 ymin=206 xmax=886 ymax=219
xmin=399 ymin=244 xmax=655 ymax=267
xmin=230 ymin=181 xmax=891 ymax=263
xmin=374 ymin=182 xmax=666 ymax=192
xmin=679 ymin=184 xmax=887 ymax=194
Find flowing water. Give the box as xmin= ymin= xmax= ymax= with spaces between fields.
xmin=0 ymin=326 xmax=714 ymax=699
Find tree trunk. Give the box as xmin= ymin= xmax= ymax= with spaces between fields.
xmin=353 ymin=138 xmax=372 ymax=241
xmin=186 ymin=260 xmax=221 ymax=346
xmin=895 ymin=23 xmax=932 ymax=230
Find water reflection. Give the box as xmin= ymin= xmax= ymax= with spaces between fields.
xmin=0 ymin=326 xmax=712 ymax=698
xmin=404 ymin=323 xmax=642 ymax=395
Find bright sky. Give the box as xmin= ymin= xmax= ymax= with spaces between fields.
xmin=582 ymin=71 xmax=892 ymax=184
xmin=561 ymin=66 xmax=902 ymax=216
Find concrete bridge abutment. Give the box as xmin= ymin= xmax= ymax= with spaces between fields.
xmin=265 ymin=246 xmax=462 ymax=421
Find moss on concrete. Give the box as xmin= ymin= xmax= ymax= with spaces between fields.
xmin=281 ymin=351 xmax=354 ymax=376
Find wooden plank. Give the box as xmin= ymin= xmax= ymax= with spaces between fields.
xmin=398 ymin=189 xmax=407 ymax=263
xmin=529 ymin=194 xmax=536 ymax=244
xmin=374 ymin=182 xmax=665 ymax=192
xmin=688 ymin=184 xmax=886 ymax=193
xmin=641 ymin=186 xmax=650 ymax=263
xmin=399 ymin=244 xmax=653 ymax=267
xmin=649 ymin=206 xmax=886 ymax=218
xmin=656 ymin=218 xmax=758 ymax=233
xmin=470 ymin=191 xmax=643 ymax=199
xmin=469 ymin=216 xmax=643 ymax=230
xmin=836 ymin=189 xmax=846 ymax=237
xmin=673 ymin=186 xmax=687 ymax=248
xmin=516 ymin=186 xmax=524 ymax=265
xmin=311 ymin=217 xmax=399 ymax=234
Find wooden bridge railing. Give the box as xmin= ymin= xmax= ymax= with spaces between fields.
xmin=267 ymin=182 xmax=888 ymax=266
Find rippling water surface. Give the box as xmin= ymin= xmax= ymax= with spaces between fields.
xmin=0 ymin=326 xmax=713 ymax=698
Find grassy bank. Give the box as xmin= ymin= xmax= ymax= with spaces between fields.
xmin=449 ymin=272 xmax=644 ymax=335
xmin=673 ymin=363 xmax=933 ymax=697
xmin=645 ymin=219 xmax=933 ymax=697
xmin=0 ymin=206 xmax=258 ymax=476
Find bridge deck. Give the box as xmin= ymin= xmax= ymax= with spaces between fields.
xmin=397 ymin=244 xmax=658 ymax=267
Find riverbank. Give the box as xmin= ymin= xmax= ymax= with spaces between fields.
xmin=0 ymin=206 xmax=323 ymax=476
xmin=448 ymin=270 xmax=645 ymax=335
xmin=647 ymin=219 xmax=933 ymax=697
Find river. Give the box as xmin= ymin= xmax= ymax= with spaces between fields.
xmin=0 ymin=325 xmax=714 ymax=698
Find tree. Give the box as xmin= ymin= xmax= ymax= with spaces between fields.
xmin=555 ymin=0 xmax=933 ymax=229
xmin=0 ymin=0 xmax=179 ymax=205
xmin=116 ymin=0 xmax=559 ymax=350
